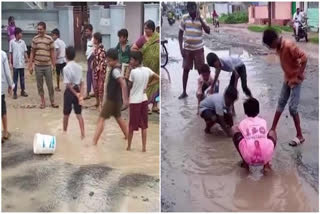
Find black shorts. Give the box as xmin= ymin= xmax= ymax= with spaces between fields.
xmin=63 ymin=86 xmax=82 ymax=115
xmin=200 ymin=109 xmax=216 ymax=122
xmin=2 ymin=95 xmax=6 ymax=117
xmin=56 ymin=63 xmax=66 ymax=76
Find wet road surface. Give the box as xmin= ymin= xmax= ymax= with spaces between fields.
xmin=161 ymin=20 xmax=319 ymax=212
xmin=2 ymin=54 xmax=160 ymax=212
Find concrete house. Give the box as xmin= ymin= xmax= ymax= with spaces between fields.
xmin=2 ymin=2 xmax=160 ymax=52
xmin=248 ymin=2 xmax=318 ymax=31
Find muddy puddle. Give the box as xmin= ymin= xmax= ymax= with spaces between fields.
xmin=2 ymin=57 xmax=160 ymax=212
xmin=161 ymin=38 xmax=318 ymax=211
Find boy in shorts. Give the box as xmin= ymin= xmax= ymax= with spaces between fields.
xmin=92 ymin=48 xmax=129 ymax=145
xmin=232 ymin=98 xmax=277 ymax=170
xmin=52 ymin=28 xmax=66 ymax=92
xmin=263 ymin=29 xmax=308 ymax=146
xmin=63 ymin=46 xmax=85 ymax=139
xmin=199 ymin=86 xmax=238 ymax=135
xmin=127 ymin=51 xmax=159 ymax=152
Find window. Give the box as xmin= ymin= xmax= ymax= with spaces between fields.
xmin=308 ymin=2 xmax=319 ymax=9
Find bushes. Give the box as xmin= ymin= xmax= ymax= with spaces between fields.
xmin=310 ymin=36 xmax=319 ymax=44
xmin=219 ymin=11 xmax=248 ymax=24
xmin=248 ymin=25 xmax=291 ymax=34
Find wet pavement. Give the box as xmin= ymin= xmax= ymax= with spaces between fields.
xmin=2 ymin=53 xmax=160 ymax=212
xmin=161 ymin=20 xmax=319 ymax=211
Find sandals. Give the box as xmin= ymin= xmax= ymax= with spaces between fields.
xmin=51 ymin=104 xmax=59 ymax=108
xmin=152 ymin=107 xmax=160 ymax=114
xmin=289 ymin=137 xmax=305 ymax=147
xmin=40 ymin=103 xmax=46 ymax=109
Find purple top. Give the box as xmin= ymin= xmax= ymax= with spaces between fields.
xmin=7 ymin=25 xmax=15 ymax=42
xmin=135 ymin=35 xmax=147 ymax=49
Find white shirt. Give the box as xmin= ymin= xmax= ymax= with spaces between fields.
xmin=293 ymin=12 xmax=303 ymax=22
xmin=63 ymin=61 xmax=83 ymax=85
xmin=86 ymin=37 xmax=94 ymax=60
xmin=129 ymin=66 xmax=154 ymax=104
xmin=54 ymin=38 xmax=66 ymax=64
xmin=2 ymin=51 xmax=14 ymax=95
xmin=9 ymin=39 xmax=27 ymax=69
xmin=219 ymin=56 xmax=244 ymax=72
xmin=199 ymin=94 xmax=226 ymax=116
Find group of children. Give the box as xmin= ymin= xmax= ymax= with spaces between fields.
xmin=2 ymin=21 xmax=160 ymax=152
xmin=194 ymin=29 xmax=307 ymax=170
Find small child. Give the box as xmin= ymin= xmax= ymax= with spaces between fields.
xmin=51 ymin=28 xmax=66 ymax=92
xmin=199 ymin=86 xmax=238 ymax=135
xmin=196 ymin=64 xmax=219 ymax=114
xmin=263 ymin=29 xmax=308 ymax=146
xmin=232 ymin=98 xmax=277 ymax=170
xmin=9 ymin=27 xmax=28 ymax=99
xmin=116 ymin=29 xmax=131 ymax=66
xmin=127 ymin=51 xmax=159 ymax=152
xmin=92 ymin=48 xmax=129 ymax=145
xmin=206 ymin=52 xmax=252 ymax=98
xmin=63 ymin=46 xmax=85 ymax=139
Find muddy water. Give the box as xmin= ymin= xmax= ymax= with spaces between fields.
xmin=161 ymin=38 xmax=318 ymax=211
xmin=2 ymin=58 xmax=159 ymax=212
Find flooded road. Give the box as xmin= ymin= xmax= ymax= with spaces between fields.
xmin=161 ymin=21 xmax=319 ymax=212
xmin=2 ymin=54 xmax=160 ymax=212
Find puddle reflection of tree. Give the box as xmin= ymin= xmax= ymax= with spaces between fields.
xmin=161 ymin=67 xmax=171 ymax=84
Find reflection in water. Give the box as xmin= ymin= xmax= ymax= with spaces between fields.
xmin=161 ymin=38 xmax=318 ymax=212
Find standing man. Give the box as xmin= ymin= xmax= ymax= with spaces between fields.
xmin=28 ymin=21 xmax=58 ymax=109
xmin=178 ymin=2 xmax=210 ymax=99
xmin=84 ymin=24 xmax=94 ymax=100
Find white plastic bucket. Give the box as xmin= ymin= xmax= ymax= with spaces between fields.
xmin=33 ymin=133 xmax=56 ymax=154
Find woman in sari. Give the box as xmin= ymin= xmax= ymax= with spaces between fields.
xmin=92 ymin=32 xmax=107 ymax=112
xmin=131 ymin=20 xmax=160 ymax=114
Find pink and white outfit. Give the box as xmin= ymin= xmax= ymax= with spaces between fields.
xmin=238 ymin=117 xmax=275 ymax=165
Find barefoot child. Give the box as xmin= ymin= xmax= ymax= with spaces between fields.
xmin=232 ymin=98 xmax=277 ymax=170
xmin=196 ymin=64 xmax=218 ymax=114
xmin=2 ymin=50 xmax=15 ymax=143
xmin=262 ymin=29 xmax=307 ymax=146
xmin=9 ymin=27 xmax=28 ymax=99
xmin=206 ymin=52 xmax=252 ymax=98
xmin=199 ymin=86 xmax=238 ymax=135
xmin=63 ymin=46 xmax=85 ymax=139
xmin=92 ymin=48 xmax=129 ymax=145
xmin=127 ymin=51 xmax=159 ymax=152
xmin=51 ymin=28 xmax=66 ymax=92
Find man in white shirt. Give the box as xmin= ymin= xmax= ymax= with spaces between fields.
xmin=51 ymin=28 xmax=66 ymax=92
xmin=2 ymin=50 xmax=15 ymax=142
xmin=84 ymin=24 xmax=94 ymax=100
xmin=9 ymin=27 xmax=28 ymax=99
xmin=127 ymin=51 xmax=159 ymax=152
xmin=293 ymin=8 xmax=303 ymax=36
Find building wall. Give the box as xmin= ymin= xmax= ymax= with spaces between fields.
xmin=215 ymin=3 xmax=229 ymax=15
xmin=125 ymin=2 xmax=143 ymax=45
xmin=274 ymin=2 xmax=292 ymax=20
xmin=307 ymin=8 xmax=319 ymax=31
xmin=144 ymin=4 xmax=160 ymax=27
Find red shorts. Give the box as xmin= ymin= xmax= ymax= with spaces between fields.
xmin=183 ymin=48 xmax=205 ymax=71
xmin=129 ymin=101 xmax=148 ymax=132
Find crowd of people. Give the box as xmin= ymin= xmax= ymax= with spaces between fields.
xmin=178 ymin=2 xmax=309 ymax=171
xmin=2 ymin=16 xmax=160 ymax=152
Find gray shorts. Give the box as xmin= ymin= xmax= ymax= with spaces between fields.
xmin=277 ymin=82 xmax=301 ymax=116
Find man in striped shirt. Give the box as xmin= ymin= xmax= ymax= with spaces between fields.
xmin=178 ymin=2 xmax=210 ymax=99
xmin=28 ymin=22 xmax=58 ymax=109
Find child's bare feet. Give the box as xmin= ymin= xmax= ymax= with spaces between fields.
xmin=81 ymin=134 xmax=85 ymax=140
xmin=126 ymin=146 xmax=131 ymax=151
xmin=142 ymin=147 xmax=146 ymax=152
